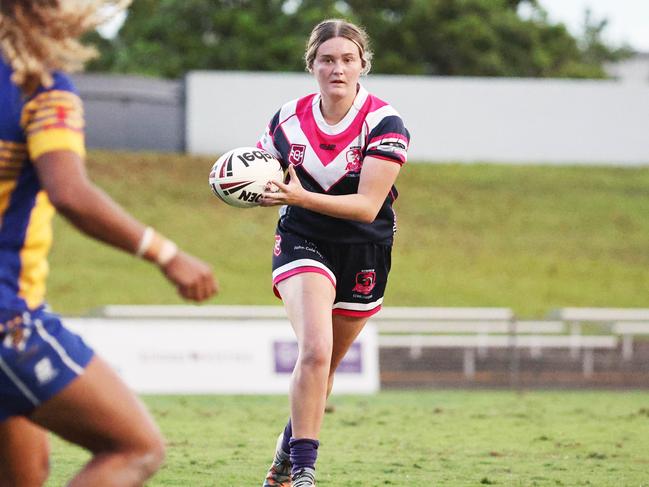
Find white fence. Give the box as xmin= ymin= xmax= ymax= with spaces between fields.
xmin=186 ymin=71 xmax=649 ymax=165
xmin=68 ymin=305 xmax=649 ymax=388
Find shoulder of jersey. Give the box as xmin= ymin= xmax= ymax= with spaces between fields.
xmin=363 ymin=94 xmax=403 ymax=126
xmin=277 ymin=93 xmax=317 ymax=123
xmin=29 ymin=71 xmax=78 ymax=101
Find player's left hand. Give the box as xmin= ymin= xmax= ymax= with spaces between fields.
xmin=261 ymin=164 xmax=307 ymax=207
xmin=161 ymin=250 xmax=218 ymax=301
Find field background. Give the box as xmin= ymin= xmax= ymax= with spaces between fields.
xmin=45 ymin=391 xmax=649 ymax=486
xmin=48 ymin=151 xmax=649 ymax=318
xmin=43 ymin=153 xmax=649 ymax=485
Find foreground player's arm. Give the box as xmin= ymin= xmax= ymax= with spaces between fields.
xmin=34 ymin=150 xmax=218 ymax=301
xmin=262 ymin=157 xmax=401 ymax=223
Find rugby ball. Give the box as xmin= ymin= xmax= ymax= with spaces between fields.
xmin=209 ymin=147 xmax=284 ymax=208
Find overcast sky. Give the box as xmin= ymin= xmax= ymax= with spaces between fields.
xmin=99 ymin=1 xmax=649 ymax=53
xmin=537 ymin=0 xmax=649 ymax=51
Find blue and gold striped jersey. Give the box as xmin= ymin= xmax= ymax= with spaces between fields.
xmin=0 ymin=57 xmax=85 ymax=311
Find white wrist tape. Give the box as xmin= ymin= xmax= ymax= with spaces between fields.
xmin=157 ymin=239 xmax=179 ymax=266
xmin=135 ymin=227 xmax=154 ymax=257
xmin=136 ymin=226 xmax=179 ymax=267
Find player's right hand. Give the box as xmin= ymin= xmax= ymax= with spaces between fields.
xmin=261 ymin=164 xmax=306 ymax=207
xmin=161 ymin=250 xmax=218 ymax=301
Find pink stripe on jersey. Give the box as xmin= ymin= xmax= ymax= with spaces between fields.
xmin=332 ymin=305 xmax=382 ymax=318
xmin=367 ymin=153 xmax=406 ymax=165
xmin=295 ymin=94 xmax=387 ymax=167
xmin=272 ymin=266 xmax=336 ymax=298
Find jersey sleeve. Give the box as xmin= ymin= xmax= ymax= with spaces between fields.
xmin=364 ymin=115 xmax=410 ymax=165
xmin=20 ymin=72 xmax=85 ymax=160
xmin=256 ymin=110 xmax=282 ymax=160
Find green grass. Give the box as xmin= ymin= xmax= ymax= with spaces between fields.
xmin=45 ymin=391 xmax=649 ymax=486
xmin=47 ymin=152 xmax=649 ymax=317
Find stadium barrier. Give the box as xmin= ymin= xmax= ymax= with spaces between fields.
xmin=549 ymin=307 xmax=649 ymax=358
xmin=91 ymin=305 xmax=515 ymax=321
xmin=376 ymin=320 xmax=564 ymax=359
xmin=378 ymin=334 xmax=617 ymax=378
xmin=65 ymin=317 xmax=379 ymax=394
xmin=84 ymin=306 xmax=649 ymax=387
xmin=91 ymin=304 xmax=288 ymax=319
xmin=550 ymin=307 xmax=649 ymax=333
xmin=612 ymin=322 xmax=649 ymax=360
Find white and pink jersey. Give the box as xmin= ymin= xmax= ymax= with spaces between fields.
xmin=257 ymin=84 xmax=410 ymax=244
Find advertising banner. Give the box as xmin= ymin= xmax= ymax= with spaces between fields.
xmin=65 ymin=318 xmax=379 ymax=394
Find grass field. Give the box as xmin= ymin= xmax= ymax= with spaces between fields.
xmin=44 ymin=391 xmax=649 ymax=486
xmin=48 ymin=151 xmax=649 ymax=317
xmin=41 ymin=154 xmax=649 ymax=485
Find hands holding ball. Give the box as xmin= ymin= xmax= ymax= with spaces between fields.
xmin=260 ymin=164 xmax=304 ymax=207
xmin=209 ymin=146 xmax=303 ymax=209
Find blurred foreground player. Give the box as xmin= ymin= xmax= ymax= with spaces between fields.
xmin=0 ymin=1 xmax=217 ymax=485
xmin=258 ymin=18 xmax=409 ymax=487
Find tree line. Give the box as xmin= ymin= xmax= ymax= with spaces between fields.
xmin=87 ymin=0 xmax=632 ymax=79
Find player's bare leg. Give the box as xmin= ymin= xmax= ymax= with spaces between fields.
xmin=30 ymin=356 xmax=165 ymax=487
xmin=275 ymin=273 xmax=336 ymax=484
xmin=293 ymin=315 xmax=368 ymax=486
xmin=263 ymin=292 xmax=370 ymax=486
xmin=279 ymin=273 xmax=335 ymax=439
xmin=327 ymin=314 xmax=369 ymax=397
xmin=0 ymin=417 xmax=50 ymax=487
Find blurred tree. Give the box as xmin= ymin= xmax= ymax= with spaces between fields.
xmin=86 ymin=0 xmax=631 ymax=79
xmin=578 ymin=8 xmax=633 ymax=69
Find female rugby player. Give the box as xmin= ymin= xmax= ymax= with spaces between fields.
xmin=258 ymin=18 xmax=410 ymax=487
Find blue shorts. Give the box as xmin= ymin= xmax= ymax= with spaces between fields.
xmin=271 ymin=226 xmax=392 ymax=317
xmin=0 ymin=309 xmax=94 ymax=421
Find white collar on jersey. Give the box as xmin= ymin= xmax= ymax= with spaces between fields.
xmin=312 ymin=83 xmax=370 ymax=135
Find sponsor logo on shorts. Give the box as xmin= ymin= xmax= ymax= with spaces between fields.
xmin=352 ymin=270 xmax=376 ymax=295
xmin=292 ymin=244 xmax=324 ymax=259
xmin=35 ymin=357 xmax=59 ymax=385
xmin=288 ymin=144 xmax=306 ymax=166
xmin=274 ymin=234 xmax=282 ymax=256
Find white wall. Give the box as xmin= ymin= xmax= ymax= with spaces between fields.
xmin=186 ymin=71 xmax=649 ymax=165
xmin=605 ymin=53 xmax=649 ymax=84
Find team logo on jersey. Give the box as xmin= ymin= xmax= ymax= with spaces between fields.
xmin=274 ymin=234 xmax=282 ymax=256
xmin=288 ymin=144 xmax=306 ymax=166
xmin=345 ymin=147 xmax=363 ymax=173
xmin=352 ymin=270 xmax=376 ymax=295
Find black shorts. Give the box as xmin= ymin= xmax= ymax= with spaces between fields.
xmin=271 ymin=227 xmax=391 ymax=317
